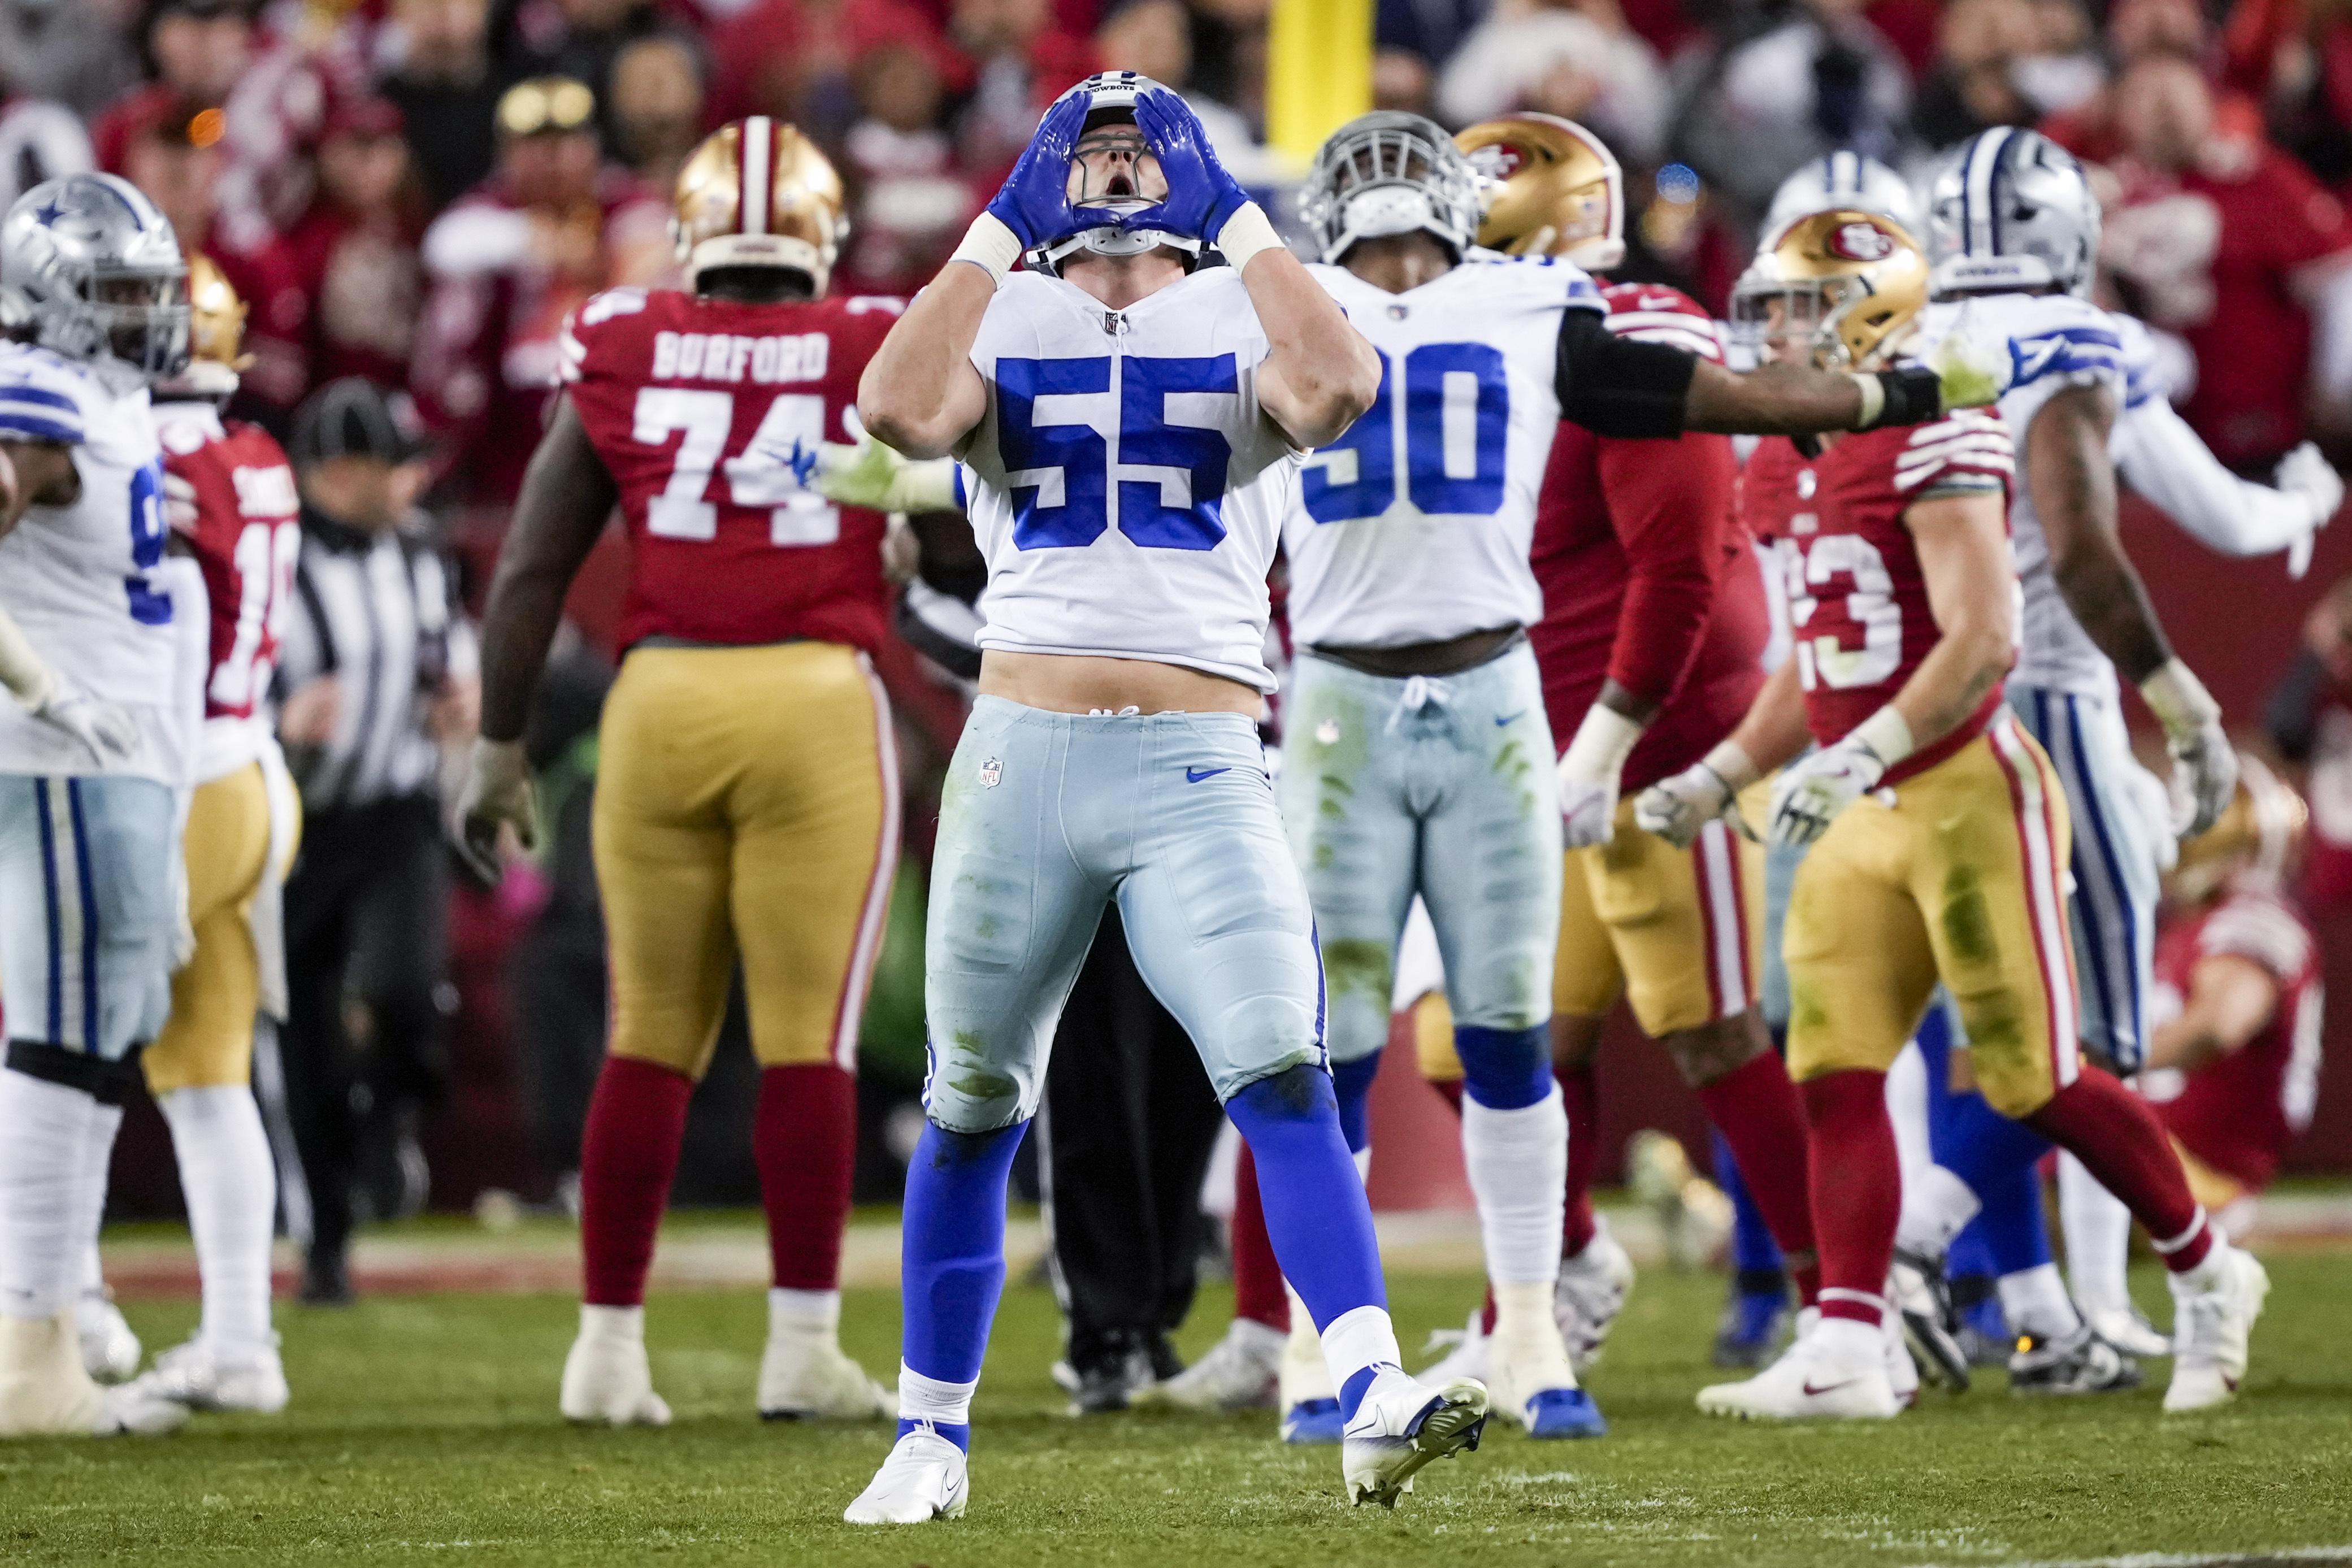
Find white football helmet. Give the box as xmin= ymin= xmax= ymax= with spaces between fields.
xmin=1300 ymin=111 xmax=1483 ymax=266
xmin=1763 ymin=151 xmax=1923 ymax=244
xmin=1 ymin=172 xmax=188 ymax=380
xmin=1029 ymin=71 xmax=1202 ymax=277
xmin=1921 ymin=128 xmax=2101 ymax=300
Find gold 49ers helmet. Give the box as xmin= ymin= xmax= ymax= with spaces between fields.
xmin=673 ymin=117 xmax=847 ymax=293
xmin=2169 ymin=754 xmax=2309 ymax=906
xmin=1730 ymin=209 xmax=1929 ymax=371
xmin=171 ymin=253 xmax=251 ymax=398
xmin=1454 ymin=114 xmax=1623 ymax=270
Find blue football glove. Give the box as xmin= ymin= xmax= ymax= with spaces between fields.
xmin=1130 ymin=86 xmax=1250 ymax=245
xmin=984 ymin=89 xmax=1090 ymax=250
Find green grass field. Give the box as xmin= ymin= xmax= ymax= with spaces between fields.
xmin=7 ymin=1249 xmax=2351 ymax=1566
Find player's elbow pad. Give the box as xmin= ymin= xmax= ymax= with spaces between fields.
xmin=1554 ymin=309 xmax=1697 ymax=440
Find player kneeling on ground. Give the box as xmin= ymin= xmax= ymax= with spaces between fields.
xmin=840 ymin=72 xmax=1488 ymax=1522
xmin=1637 ymin=211 xmax=2268 ymax=1419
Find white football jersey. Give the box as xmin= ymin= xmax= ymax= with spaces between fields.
xmin=1281 ymin=252 xmax=1603 ymax=650
xmin=1919 ymin=294 xmax=2159 ymax=700
xmin=959 ymin=267 xmax=1301 ymax=692
xmin=0 ymin=345 xmax=180 ymax=781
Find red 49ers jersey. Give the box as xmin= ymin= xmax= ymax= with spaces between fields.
xmin=154 ymin=400 xmax=301 ymax=783
xmin=559 ymin=286 xmax=906 ymax=653
xmin=1741 ymin=411 xmax=2013 ymax=784
xmin=2147 ymin=890 xmax=2324 ymax=1191
xmin=1530 ymin=282 xmax=1766 ymax=792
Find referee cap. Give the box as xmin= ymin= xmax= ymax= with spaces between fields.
xmin=290 ymin=377 xmax=431 ymax=467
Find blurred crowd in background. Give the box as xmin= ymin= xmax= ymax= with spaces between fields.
xmin=22 ymin=0 xmax=2352 ymax=1225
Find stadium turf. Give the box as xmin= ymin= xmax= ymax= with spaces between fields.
xmin=7 ymin=1250 xmax=2351 ymax=1566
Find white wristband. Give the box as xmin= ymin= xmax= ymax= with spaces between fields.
xmin=1848 ymin=372 xmax=1886 ymax=430
xmin=1699 ymin=739 xmax=1760 ymax=793
xmin=0 ymin=604 xmax=54 ymax=710
xmin=1213 ymin=202 xmax=1286 ymax=272
xmin=2138 ymin=657 xmax=2221 ymax=739
xmin=1560 ymin=702 xmax=1646 ymax=783
xmin=949 ymin=212 xmax=1025 ymax=289
xmin=1850 ymin=705 xmax=1915 ymax=770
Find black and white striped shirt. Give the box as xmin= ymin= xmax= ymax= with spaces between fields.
xmin=276 ymin=505 xmax=476 ymax=812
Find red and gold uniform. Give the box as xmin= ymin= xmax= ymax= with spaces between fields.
xmin=1530 ymin=282 xmax=1773 ymax=1040
xmin=559 ymin=282 xmax=906 ymax=1076
xmin=1747 ymin=410 xmax=2085 ymax=1118
xmin=2146 ymin=891 xmax=2324 ymax=1205
xmin=150 ymin=398 xmax=304 ymax=1093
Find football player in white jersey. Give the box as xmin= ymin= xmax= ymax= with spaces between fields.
xmin=840 ymin=72 xmax=1489 ymax=1522
xmin=1251 ymin=111 xmax=2008 ymax=1447
xmin=0 ymin=172 xmax=197 ymax=1437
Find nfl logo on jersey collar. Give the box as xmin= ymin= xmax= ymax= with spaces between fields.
xmin=980 ymin=757 xmax=1002 ymax=788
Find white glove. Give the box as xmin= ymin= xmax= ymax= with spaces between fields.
xmin=31 ymin=678 xmax=139 ymax=767
xmin=1767 ymin=741 xmax=1885 ymax=846
xmin=1555 ymin=703 xmax=1646 ymax=849
xmin=2274 ymin=442 xmax=2341 ymax=579
xmin=456 ymin=736 xmax=539 ymax=884
xmin=808 ymin=434 xmax=962 ymax=514
xmin=2125 ymin=757 xmax=2180 ymax=872
xmin=2140 ymin=658 xmax=2237 ymax=837
xmin=1633 ymin=740 xmax=1758 ymax=849
xmin=162 ymin=470 xmax=201 ymax=533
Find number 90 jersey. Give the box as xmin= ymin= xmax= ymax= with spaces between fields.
xmin=0 ymin=343 xmax=179 ymax=782
xmin=1281 ymin=254 xmax=1603 ymax=649
xmin=561 ymin=286 xmax=904 ymax=654
xmin=958 ymin=268 xmax=1304 ymax=694
xmin=1740 ymin=411 xmax=2016 ymax=784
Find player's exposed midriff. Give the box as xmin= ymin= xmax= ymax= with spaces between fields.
xmin=977 ymin=649 xmax=1263 ymax=716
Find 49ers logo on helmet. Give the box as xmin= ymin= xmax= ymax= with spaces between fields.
xmin=1828 ymin=220 xmax=1895 ymax=261
xmin=1466 ymin=143 xmax=1526 ymax=180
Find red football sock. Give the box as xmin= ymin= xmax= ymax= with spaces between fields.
xmin=579 ymin=1056 xmax=696 ymax=1307
xmin=1796 ymin=1069 xmax=1898 ymax=1327
xmin=756 ymin=1063 xmax=858 ymax=1292
xmin=2024 ymin=1068 xmax=2212 ymax=1273
xmin=1230 ymin=1139 xmax=1287 ymax=1331
xmin=1697 ymin=1050 xmax=1821 ymax=1305
xmin=1427 ymin=1078 xmax=1464 ymax=1114
xmin=1559 ymin=1062 xmax=1599 ymax=1257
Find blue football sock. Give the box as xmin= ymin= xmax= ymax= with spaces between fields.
xmin=1715 ymin=1129 xmax=1786 ymax=1278
xmin=1915 ymin=1000 xmax=2054 ymax=1275
xmin=1330 ymin=1051 xmax=1382 ymax=1154
xmin=1454 ymin=1022 xmax=1552 ymax=1109
xmin=1226 ymin=1065 xmax=1388 ymax=1332
xmin=900 ymin=1119 xmax=1028 ymax=1393
xmin=1966 ymin=1155 xmax=2054 ymax=1277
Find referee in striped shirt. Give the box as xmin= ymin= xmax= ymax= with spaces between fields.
xmin=274 ymin=380 xmax=479 ymax=1304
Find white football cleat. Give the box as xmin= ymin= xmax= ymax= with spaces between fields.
xmin=1342 ymin=1366 xmax=1489 ymax=1508
xmin=844 ymin=1422 xmax=969 ymax=1524
xmin=1555 ymin=1219 xmax=1635 ymax=1369
xmin=559 ymin=1304 xmax=672 ymax=1427
xmin=75 ymin=1292 xmax=141 ymax=1384
xmin=1418 ymin=1311 xmax=1491 ymax=1388
xmin=758 ymin=1325 xmax=890 ymax=1421
xmin=1697 ymin=1321 xmax=1902 ymax=1422
xmin=1887 ymin=1249 xmax=1969 ymax=1391
xmin=0 ymin=1311 xmax=185 ymax=1436
xmin=1882 ymin=1307 xmax=1920 ymax=1409
xmin=129 ymin=1337 xmax=290 ymax=1414
xmin=2164 ymin=1245 xmax=2268 ymax=1414
xmin=2086 ymin=1305 xmax=2171 ymax=1360
xmin=1131 ymin=1318 xmax=1282 ymax=1412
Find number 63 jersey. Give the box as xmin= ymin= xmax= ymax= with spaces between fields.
xmin=960 ymin=267 xmax=1304 ymax=693
xmin=561 ymin=285 xmax=905 ymax=653
xmin=0 ymin=343 xmax=179 ymax=783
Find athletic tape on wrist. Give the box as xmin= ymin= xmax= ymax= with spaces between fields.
xmin=1560 ymin=702 xmax=1646 ymax=782
xmin=950 ymin=212 xmax=1025 ymax=288
xmin=1213 ymin=202 xmax=1285 ymax=272
xmin=1848 ymin=372 xmax=1886 ymax=431
xmin=2138 ymin=657 xmax=2221 ymax=737
xmin=1699 ymin=739 xmax=1760 ymax=793
xmin=1850 ymin=706 xmax=1915 ymax=771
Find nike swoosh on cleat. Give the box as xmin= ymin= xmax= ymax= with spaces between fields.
xmin=1494 ymin=712 xmax=1524 ymax=726
xmin=1186 ymin=767 xmax=1230 ymax=783
xmin=1800 ymin=1378 xmax=1859 ymax=1397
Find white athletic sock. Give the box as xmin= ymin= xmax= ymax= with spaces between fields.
xmin=896 ymin=1363 xmax=975 ymax=1427
xmin=1997 ymin=1262 xmax=2082 ymax=1341
xmin=1319 ymin=1302 xmax=1403 ymax=1400
xmin=159 ymin=1085 xmax=278 ymax=1355
xmin=1885 ymin=1042 xmax=1932 ymax=1188
xmin=0 ymin=1069 xmax=99 ymax=1321
xmin=769 ymin=1287 xmax=841 ymax=1332
xmin=81 ymin=1239 xmax=106 ymax=1298
xmin=1461 ymin=1082 xmax=1568 ymax=1288
xmin=1894 ymin=1163 xmax=1981 ymax=1259
xmin=2057 ymin=1152 xmax=2135 ymax=1315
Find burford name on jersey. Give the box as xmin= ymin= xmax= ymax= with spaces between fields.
xmin=1282 ymin=251 xmax=1604 ymax=650
xmin=646 ymin=328 xmax=830 ymax=386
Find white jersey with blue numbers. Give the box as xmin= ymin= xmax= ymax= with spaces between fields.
xmin=1281 ymin=253 xmax=1603 ymax=650
xmin=959 ymin=267 xmax=1301 ymax=693
xmin=0 ymin=344 xmax=180 ymax=781
xmin=1921 ymin=293 xmax=2160 ymax=700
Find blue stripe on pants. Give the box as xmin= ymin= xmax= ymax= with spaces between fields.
xmin=67 ymin=780 xmax=98 ymax=1052
xmin=34 ymin=782 xmax=60 ymax=1041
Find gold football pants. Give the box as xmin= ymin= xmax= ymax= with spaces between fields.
xmin=146 ymin=762 xmax=285 ymax=1093
xmin=594 ymin=641 xmax=899 ymax=1078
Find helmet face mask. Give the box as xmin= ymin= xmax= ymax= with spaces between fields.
xmin=1923 ymin=129 xmax=2100 ymax=300
xmin=1028 ymin=74 xmax=1203 ymax=276
xmin=1301 ymin=112 xmax=1482 ymax=266
xmin=1455 ymin=114 xmax=1624 ymax=270
xmin=674 ymin=118 xmax=847 ymax=296
xmin=1 ymin=173 xmax=190 ymax=381
xmin=1731 ymin=210 xmax=1929 ymax=371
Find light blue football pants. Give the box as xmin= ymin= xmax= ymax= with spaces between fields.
xmin=0 ymin=774 xmax=177 ymax=1061
xmin=1277 ymin=642 xmax=1561 ymax=1065
xmin=2007 ymin=684 xmax=2161 ymax=1074
xmin=922 ymin=697 xmax=1326 ymax=1133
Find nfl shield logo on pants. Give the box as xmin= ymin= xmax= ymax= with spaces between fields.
xmin=979 ymin=757 xmax=1002 ymax=788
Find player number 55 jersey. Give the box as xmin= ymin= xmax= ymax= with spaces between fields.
xmin=959 ymin=268 xmax=1302 ymax=693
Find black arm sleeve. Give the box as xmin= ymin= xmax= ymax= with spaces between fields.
xmin=1552 ymin=307 xmax=1699 ymax=440
xmin=2267 ymin=649 xmax=2328 ymax=765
